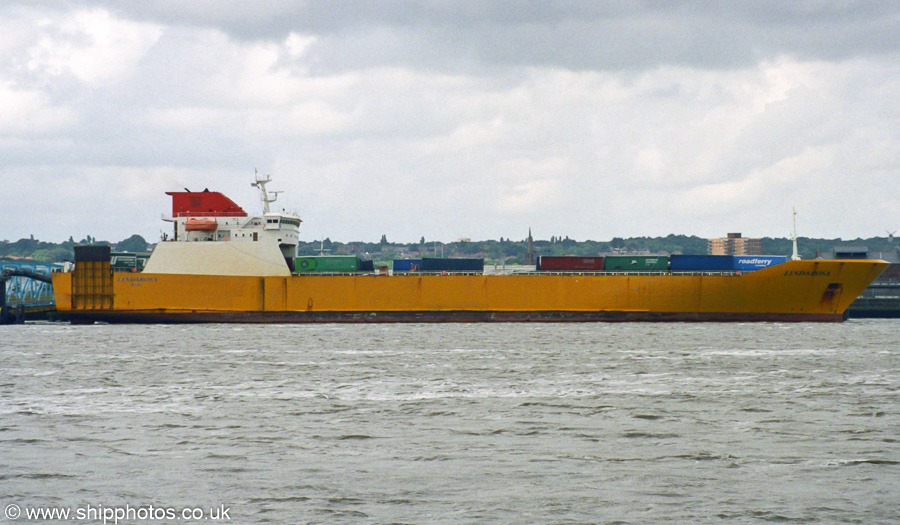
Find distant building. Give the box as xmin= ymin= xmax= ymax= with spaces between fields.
xmin=817 ymin=246 xmax=900 ymax=318
xmin=818 ymin=246 xmax=899 ymax=264
xmin=708 ymin=233 xmax=761 ymax=255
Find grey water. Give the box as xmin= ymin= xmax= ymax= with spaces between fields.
xmin=2 ymin=321 xmax=898 ymax=524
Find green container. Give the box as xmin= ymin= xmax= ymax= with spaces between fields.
xmin=110 ymin=252 xmax=150 ymax=271
xmin=295 ymin=256 xmax=359 ymax=272
xmin=603 ymin=255 xmax=669 ymax=271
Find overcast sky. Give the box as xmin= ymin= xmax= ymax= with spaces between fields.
xmin=2 ymin=1 xmax=898 ymax=244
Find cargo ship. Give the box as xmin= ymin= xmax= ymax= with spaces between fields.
xmin=51 ymin=177 xmax=889 ymax=323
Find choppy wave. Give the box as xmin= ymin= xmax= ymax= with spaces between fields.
xmin=1 ymin=320 xmax=898 ymax=524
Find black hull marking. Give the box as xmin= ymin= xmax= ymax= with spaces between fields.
xmin=61 ymin=309 xmax=844 ymax=324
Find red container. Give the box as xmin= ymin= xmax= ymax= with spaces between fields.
xmin=537 ymin=256 xmax=605 ymax=271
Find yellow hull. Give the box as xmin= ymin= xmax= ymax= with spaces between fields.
xmin=52 ymin=259 xmax=888 ymax=323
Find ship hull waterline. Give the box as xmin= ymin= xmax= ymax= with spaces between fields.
xmin=63 ymin=309 xmax=844 ymax=324
xmin=53 ymin=260 xmax=890 ymax=324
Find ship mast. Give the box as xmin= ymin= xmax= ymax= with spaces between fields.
xmin=253 ymin=173 xmax=282 ymax=214
xmin=791 ymin=207 xmax=800 ymax=261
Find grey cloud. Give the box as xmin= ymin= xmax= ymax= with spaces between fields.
xmin=2 ymin=1 xmax=898 ymax=242
xmin=16 ymin=1 xmax=900 ymax=73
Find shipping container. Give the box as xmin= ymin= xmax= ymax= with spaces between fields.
xmin=392 ymin=259 xmax=422 ymax=272
xmin=420 ymin=257 xmax=484 ymax=272
xmin=358 ymin=259 xmax=375 ymax=272
xmin=732 ymin=256 xmax=787 ymax=272
xmin=110 ymin=252 xmax=151 ymax=272
xmin=603 ymin=256 xmax=669 ymax=271
xmin=669 ymin=255 xmax=734 ymax=272
xmin=295 ymin=256 xmax=359 ymax=273
xmin=537 ymin=256 xmax=605 ymax=271
xmin=74 ymin=245 xmax=111 ymax=262
xmin=111 ymin=254 xmax=137 ymax=270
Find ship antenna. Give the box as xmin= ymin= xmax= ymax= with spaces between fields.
xmin=791 ymin=207 xmax=800 ymax=261
xmin=252 ymin=173 xmax=282 ymax=214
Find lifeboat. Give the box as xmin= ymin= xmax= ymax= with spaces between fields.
xmin=184 ymin=219 xmax=218 ymax=231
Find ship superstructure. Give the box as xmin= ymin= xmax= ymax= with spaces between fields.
xmin=145 ymin=175 xmax=302 ymax=276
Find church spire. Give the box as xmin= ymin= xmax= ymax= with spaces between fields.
xmin=525 ymin=228 xmax=535 ymax=265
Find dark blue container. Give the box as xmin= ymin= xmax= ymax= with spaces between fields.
xmin=358 ymin=259 xmax=375 ymax=272
xmin=392 ymin=259 xmax=422 ymax=272
xmin=669 ymin=255 xmax=734 ymax=272
xmin=420 ymin=257 xmax=484 ymax=272
xmin=732 ymin=256 xmax=787 ymax=271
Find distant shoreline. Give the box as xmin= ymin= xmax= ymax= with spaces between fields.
xmin=2 ymin=234 xmax=896 ymax=265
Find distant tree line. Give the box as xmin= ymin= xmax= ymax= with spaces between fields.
xmin=296 ymin=234 xmax=897 ymax=265
xmin=1 ymin=233 xmax=895 ymax=265
xmin=0 ymin=235 xmax=149 ymax=263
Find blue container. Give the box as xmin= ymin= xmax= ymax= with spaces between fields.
xmin=392 ymin=259 xmax=422 ymax=272
xmin=420 ymin=257 xmax=484 ymax=272
xmin=669 ymin=255 xmax=734 ymax=272
xmin=732 ymin=256 xmax=787 ymax=272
